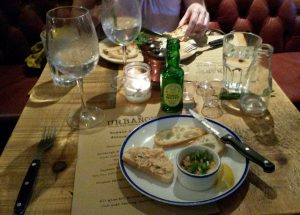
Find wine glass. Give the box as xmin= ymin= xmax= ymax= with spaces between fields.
xmin=101 ymin=0 xmax=141 ymax=65
xmin=46 ymin=6 xmax=104 ymax=129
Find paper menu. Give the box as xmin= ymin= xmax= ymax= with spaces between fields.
xmin=71 ymin=106 xmax=219 ymax=215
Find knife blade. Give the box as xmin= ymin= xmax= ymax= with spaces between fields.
xmin=189 ymin=109 xmax=275 ymax=173
xmin=141 ymin=27 xmax=167 ymax=37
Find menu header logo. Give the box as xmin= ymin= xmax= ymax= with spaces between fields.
xmin=107 ymin=116 xmax=156 ymax=127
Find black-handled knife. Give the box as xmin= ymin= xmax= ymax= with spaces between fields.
xmin=189 ymin=109 xmax=275 ymax=173
xmin=141 ymin=27 xmax=166 ymax=37
xmin=14 ymin=129 xmax=55 ymax=215
xmin=208 ymin=38 xmax=223 ymax=47
xmin=14 ymin=160 xmax=41 ymax=214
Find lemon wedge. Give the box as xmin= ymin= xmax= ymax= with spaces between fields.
xmin=216 ymin=163 xmax=235 ymax=191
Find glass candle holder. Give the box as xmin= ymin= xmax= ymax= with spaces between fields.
xmin=123 ymin=62 xmax=151 ymax=103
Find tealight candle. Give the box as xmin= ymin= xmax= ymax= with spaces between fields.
xmin=123 ymin=62 xmax=151 ymax=103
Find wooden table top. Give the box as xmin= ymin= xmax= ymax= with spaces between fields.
xmin=1 ymin=44 xmax=300 ymax=214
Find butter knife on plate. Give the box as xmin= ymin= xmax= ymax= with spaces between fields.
xmin=189 ymin=109 xmax=275 ymax=173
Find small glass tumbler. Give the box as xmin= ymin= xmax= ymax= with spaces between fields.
xmin=201 ymin=95 xmax=223 ymax=119
xmin=123 ymin=62 xmax=151 ymax=103
xmin=195 ymin=81 xmax=223 ymax=118
xmin=40 ymin=30 xmax=76 ymax=87
xmin=183 ymin=81 xmax=196 ymax=110
xmin=195 ymin=80 xmax=215 ymax=97
xmin=240 ymin=44 xmax=274 ymax=116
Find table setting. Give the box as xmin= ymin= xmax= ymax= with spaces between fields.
xmin=118 ymin=114 xmax=249 ymax=206
xmin=1 ymin=3 xmax=300 ymax=215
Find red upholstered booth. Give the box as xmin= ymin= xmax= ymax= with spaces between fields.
xmin=204 ymin=0 xmax=300 ymax=109
xmin=206 ymin=0 xmax=300 ymax=53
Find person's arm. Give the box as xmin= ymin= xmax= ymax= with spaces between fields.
xmin=179 ymin=0 xmax=209 ymax=37
xmin=73 ymin=0 xmax=101 ymax=26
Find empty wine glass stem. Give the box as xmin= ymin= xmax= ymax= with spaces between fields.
xmin=122 ymin=45 xmax=127 ymax=64
xmin=76 ymin=79 xmax=87 ymax=109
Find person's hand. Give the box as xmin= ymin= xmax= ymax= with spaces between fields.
xmin=178 ymin=3 xmax=209 ymax=38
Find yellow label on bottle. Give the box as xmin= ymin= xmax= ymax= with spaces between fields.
xmin=163 ymin=83 xmax=182 ymax=106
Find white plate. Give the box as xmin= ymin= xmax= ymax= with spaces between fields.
xmin=119 ymin=115 xmax=249 ymax=206
xmin=99 ymin=38 xmax=196 ymax=64
xmin=155 ymin=38 xmax=197 ymax=61
xmin=99 ymin=38 xmax=144 ymax=64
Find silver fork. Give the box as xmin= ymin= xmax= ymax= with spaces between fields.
xmin=14 ymin=127 xmax=56 ymax=215
xmin=184 ymin=38 xmax=224 ymax=53
xmin=184 ymin=43 xmax=198 ymax=53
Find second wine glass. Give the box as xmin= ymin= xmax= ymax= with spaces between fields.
xmin=101 ymin=0 xmax=142 ymax=65
xmin=46 ymin=6 xmax=104 ymax=129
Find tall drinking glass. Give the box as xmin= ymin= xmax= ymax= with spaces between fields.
xmin=223 ymin=32 xmax=262 ymax=93
xmin=240 ymin=44 xmax=274 ymax=116
xmin=46 ymin=6 xmax=104 ymax=129
xmin=101 ymin=0 xmax=141 ymax=65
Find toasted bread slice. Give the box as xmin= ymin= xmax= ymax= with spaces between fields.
xmin=103 ymin=43 xmax=139 ymax=59
xmin=164 ymin=24 xmax=188 ymax=41
xmin=192 ymin=133 xmax=226 ymax=156
xmin=122 ymin=147 xmax=174 ymax=183
xmin=154 ymin=125 xmax=207 ymax=148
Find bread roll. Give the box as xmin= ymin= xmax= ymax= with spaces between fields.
xmin=154 ymin=125 xmax=207 ymax=148
xmin=122 ymin=147 xmax=174 ymax=183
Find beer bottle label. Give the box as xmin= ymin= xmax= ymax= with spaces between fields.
xmin=163 ymin=83 xmax=182 ymax=107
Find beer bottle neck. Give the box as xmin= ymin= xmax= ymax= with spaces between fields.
xmin=166 ymin=38 xmax=180 ymax=68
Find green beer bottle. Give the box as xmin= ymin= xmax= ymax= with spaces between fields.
xmin=160 ymin=38 xmax=184 ymax=113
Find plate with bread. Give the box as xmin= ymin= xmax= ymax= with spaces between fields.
xmin=99 ymin=26 xmax=200 ymax=64
xmin=162 ymin=24 xmax=199 ymax=61
xmin=146 ymin=25 xmax=199 ymax=61
xmin=99 ymin=38 xmax=144 ymax=64
xmin=119 ymin=115 xmax=249 ymax=206
xmin=182 ymin=40 xmax=200 ymax=60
